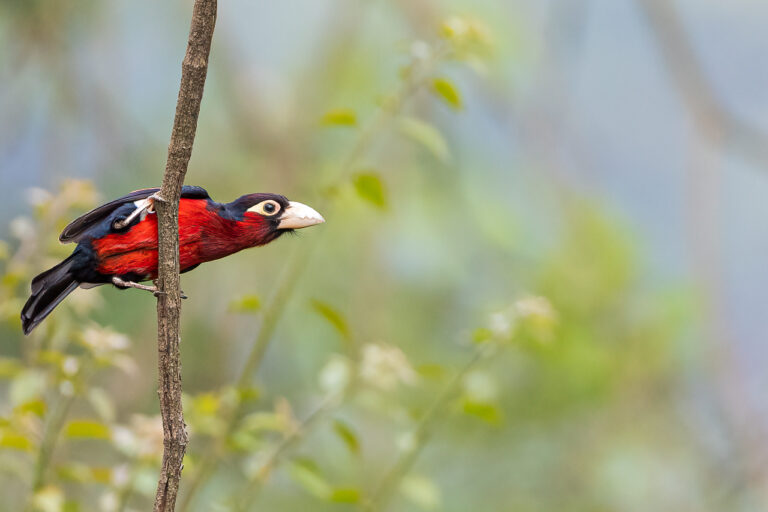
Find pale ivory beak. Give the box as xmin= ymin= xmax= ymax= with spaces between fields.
xmin=278 ymin=201 xmax=325 ymax=229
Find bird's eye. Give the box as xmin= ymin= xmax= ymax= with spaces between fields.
xmin=250 ymin=200 xmax=281 ymax=216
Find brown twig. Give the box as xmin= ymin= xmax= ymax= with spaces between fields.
xmin=153 ymin=1 xmax=217 ymax=511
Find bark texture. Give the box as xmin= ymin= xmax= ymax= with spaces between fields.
xmin=153 ymin=1 xmax=217 ymax=511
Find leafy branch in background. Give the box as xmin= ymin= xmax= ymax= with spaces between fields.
xmin=0 ymin=183 xmax=165 ymax=510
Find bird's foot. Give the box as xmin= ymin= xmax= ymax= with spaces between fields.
xmin=112 ymin=193 xmax=167 ymax=230
xmin=113 ymin=277 xmax=189 ymax=299
xmin=113 ymin=276 xmax=161 ymax=295
xmin=148 ymin=192 xmax=167 ymax=204
xmin=151 ymin=279 xmax=188 ymax=300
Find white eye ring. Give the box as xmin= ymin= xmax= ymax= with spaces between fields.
xmin=249 ymin=200 xmax=281 ymax=216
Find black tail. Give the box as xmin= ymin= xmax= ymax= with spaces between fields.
xmin=21 ymin=256 xmax=80 ymax=335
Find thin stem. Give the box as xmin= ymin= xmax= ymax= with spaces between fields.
xmin=30 ymin=392 xmax=76 ymax=492
xmin=364 ymin=342 xmax=494 ymax=512
xmin=235 ymin=392 xmax=344 ymax=512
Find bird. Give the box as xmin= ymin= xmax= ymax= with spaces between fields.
xmin=20 ymin=186 xmax=324 ymax=335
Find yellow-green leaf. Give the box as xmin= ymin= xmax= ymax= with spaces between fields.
xmin=432 ymin=78 xmax=462 ymax=110
xmin=330 ymin=488 xmax=361 ymax=503
xmin=0 ymin=431 xmax=35 ymax=451
xmin=472 ymin=327 xmax=494 ymax=344
xmin=310 ymin=299 xmax=350 ymax=340
xmin=353 ymin=173 xmax=387 ymax=210
xmin=398 ymin=117 xmax=451 ymax=162
xmin=321 ymin=108 xmax=357 ymax=127
xmin=332 ymin=419 xmax=360 ymax=455
xmin=15 ymin=399 xmax=46 ymax=418
xmin=461 ymin=400 xmax=502 ymax=425
xmin=229 ymin=294 xmax=261 ymax=314
xmin=192 ymin=392 xmax=220 ymax=416
xmin=65 ymin=420 xmax=111 ymax=439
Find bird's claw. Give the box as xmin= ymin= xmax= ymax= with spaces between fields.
xmin=149 ymin=192 xmax=167 ymax=204
xmin=151 ymin=280 xmax=187 ymax=299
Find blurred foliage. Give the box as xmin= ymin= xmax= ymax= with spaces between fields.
xmin=0 ymin=2 xmax=723 ymax=512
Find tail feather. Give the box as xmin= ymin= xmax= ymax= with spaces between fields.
xmin=21 ymin=256 xmax=80 ymax=335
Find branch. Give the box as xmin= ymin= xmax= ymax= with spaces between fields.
xmin=153 ymin=1 xmax=217 ymax=511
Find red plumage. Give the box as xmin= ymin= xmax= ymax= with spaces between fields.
xmin=21 ymin=187 xmax=324 ymax=334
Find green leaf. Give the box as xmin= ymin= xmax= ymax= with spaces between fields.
xmin=15 ymin=399 xmax=46 ymax=418
xmin=353 ymin=172 xmax=387 ymax=210
xmin=332 ymin=419 xmax=360 ymax=455
xmin=461 ymin=400 xmax=502 ymax=425
xmin=289 ymin=459 xmax=332 ymax=499
xmin=321 ymin=108 xmax=357 ymax=126
xmin=471 ymin=327 xmax=493 ymax=344
xmin=310 ymin=299 xmax=350 ymax=340
xmin=431 ymin=78 xmax=463 ymax=110
xmin=64 ymin=420 xmax=111 ymax=439
xmin=330 ymin=488 xmax=361 ymax=503
xmin=398 ymin=117 xmax=451 ymax=162
xmin=238 ymin=386 xmax=261 ymax=403
xmin=193 ymin=392 xmax=221 ymax=416
xmin=0 ymin=431 xmax=35 ymax=451
xmin=229 ymin=294 xmax=261 ymax=314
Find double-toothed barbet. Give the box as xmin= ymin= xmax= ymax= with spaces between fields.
xmin=21 ymin=186 xmax=324 ymax=334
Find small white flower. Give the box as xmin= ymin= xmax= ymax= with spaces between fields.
xmin=318 ymin=355 xmax=351 ymax=394
xmin=10 ymin=216 xmax=35 ymax=240
xmin=111 ymin=464 xmax=131 ymax=488
xmin=62 ymin=357 xmax=79 ymax=377
xmin=81 ymin=326 xmax=130 ymax=356
xmin=489 ymin=310 xmax=516 ymax=338
xmin=59 ymin=380 xmax=75 ymax=397
xmin=514 ymin=296 xmax=555 ymax=320
xmin=112 ymin=415 xmax=163 ymax=459
xmin=463 ymin=371 xmax=498 ymax=403
xmin=32 ymin=486 xmax=64 ymax=512
xmin=98 ymin=491 xmax=118 ymax=512
xmin=359 ymin=343 xmax=417 ymax=391
xmin=26 ymin=187 xmax=53 ymax=207
xmin=442 ymin=16 xmax=470 ymax=38
xmin=410 ymin=40 xmax=432 ymax=61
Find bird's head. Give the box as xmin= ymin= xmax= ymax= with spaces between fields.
xmin=225 ymin=193 xmax=325 ymax=246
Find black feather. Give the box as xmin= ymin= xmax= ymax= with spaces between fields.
xmin=21 ymin=255 xmax=80 ymax=335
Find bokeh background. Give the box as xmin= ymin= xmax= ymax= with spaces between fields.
xmin=1 ymin=0 xmax=768 ymax=511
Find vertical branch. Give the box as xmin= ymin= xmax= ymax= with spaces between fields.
xmin=153 ymin=1 xmax=217 ymax=511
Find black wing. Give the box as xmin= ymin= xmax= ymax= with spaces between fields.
xmin=59 ymin=186 xmax=211 ymax=244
